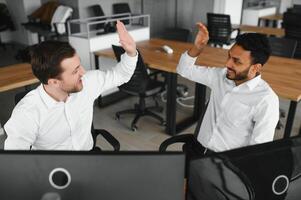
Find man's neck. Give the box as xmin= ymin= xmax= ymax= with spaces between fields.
xmin=43 ymin=84 xmax=69 ymax=102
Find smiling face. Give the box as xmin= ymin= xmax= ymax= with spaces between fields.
xmin=225 ymin=44 xmax=261 ymax=85
xmin=56 ymin=54 xmax=86 ymax=93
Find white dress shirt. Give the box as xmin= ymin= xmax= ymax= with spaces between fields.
xmin=177 ymin=52 xmax=279 ymax=152
xmin=4 ymin=53 xmax=138 ymax=150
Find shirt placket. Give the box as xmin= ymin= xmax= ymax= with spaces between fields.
xmin=207 ymin=87 xmax=238 ymax=147
xmin=64 ymin=102 xmax=75 ymax=149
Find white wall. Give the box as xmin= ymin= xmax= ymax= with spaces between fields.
xmin=214 ymin=0 xmax=243 ymax=24
xmin=177 ymin=0 xmax=214 ymax=40
xmin=280 ymin=0 xmax=293 ymax=13
xmin=293 ymin=0 xmax=301 ymax=4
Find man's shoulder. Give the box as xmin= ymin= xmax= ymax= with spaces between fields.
xmin=256 ymin=80 xmax=279 ymax=105
xmin=14 ymin=89 xmax=43 ymax=114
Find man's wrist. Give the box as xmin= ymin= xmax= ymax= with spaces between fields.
xmin=126 ymin=50 xmax=137 ymax=57
xmin=188 ymin=46 xmax=204 ymax=57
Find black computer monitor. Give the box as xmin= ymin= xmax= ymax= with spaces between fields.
xmin=0 ymin=151 xmax=185 ymax=200
xmin=187 ymin=136 xmax=301 ymax=200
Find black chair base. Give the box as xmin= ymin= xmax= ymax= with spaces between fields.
xmin=115 ymin=103 xmax=165 ymax=131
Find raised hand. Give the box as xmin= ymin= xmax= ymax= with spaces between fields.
xmin=194 ymin=22 xmax=209 ymax=50
xmin=116 ymin=20 xmax=137 ymax=57
xmin=188 ymin=22 xmax=209 ymax=57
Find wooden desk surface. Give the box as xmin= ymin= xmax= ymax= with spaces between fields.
xmin=95 ymin=38 xmax=301 ymax=102
xmin=235 ymin=25 xmax=284 ymax=37
xmin=259 ymin=14 xmax=283 ymax=21
xmin=0 ymin=63 xmax=38 ymax=92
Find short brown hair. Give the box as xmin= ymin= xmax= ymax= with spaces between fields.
xmin=30 ymin=41 xmax=76 ymax=84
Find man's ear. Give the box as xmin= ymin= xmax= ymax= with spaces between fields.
xmin=251 ymin=63 xmax=262 ymax=75
xmin=47 ymin=78 xmax=60 ymax=87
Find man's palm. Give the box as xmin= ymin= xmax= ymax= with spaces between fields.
xmin=116 ymin=20 xmax=136 ymax=56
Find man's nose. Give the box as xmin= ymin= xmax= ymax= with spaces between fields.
xmin=80 ymin=66 xmax=86 ymax=76
xmin=225 ymin=58 xmax=233 ymax=68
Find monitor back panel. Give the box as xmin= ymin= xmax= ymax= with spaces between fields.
xmin=0 ymin=152 xmax=185 ymax=200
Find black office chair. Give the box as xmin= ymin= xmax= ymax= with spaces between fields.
xmin=268 ymin=37 xmax=297 ymax=58
xmin=283 ymin=11 xmax=301 ymax=59
xmin=112 ymin=3 xmax=131 ymax=25
xmin=207 ymin=13 xmax=239 ymax=47
xmin=112 ymin=45 xmax=165 ymax=131
xmin=159 ymin=102 xmax=208 ymax=178
xmin=87 ymin=4 xmax=106 ymax=32
xmin=159 ymin=102 xmax=208 ymax=153
xmin=14 ymin=90 xmax=120 ymax=151
xmin=287 ymin=4 xmax=301 ymax=14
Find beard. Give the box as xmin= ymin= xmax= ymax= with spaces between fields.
xmin=226 ymin=66 xmax=251 ymax=81
xmin=61 ymin=79 xmax=83 ymax=94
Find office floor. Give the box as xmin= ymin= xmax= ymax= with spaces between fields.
xmin=0 ymin=44 xmax=300 ymax=151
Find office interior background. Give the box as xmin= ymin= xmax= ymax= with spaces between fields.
xmin=0 ymin=0 xmax=301 ymax=150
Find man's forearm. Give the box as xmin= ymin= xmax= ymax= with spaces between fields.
xmin=188 ymin=45 xmax=204 ymax=57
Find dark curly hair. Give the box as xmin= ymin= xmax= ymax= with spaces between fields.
xmin=235 ymin=33 xmax=271 ymax=66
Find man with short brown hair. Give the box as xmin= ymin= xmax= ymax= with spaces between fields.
xmin=4 ymin=21 xmax=137 ymax=150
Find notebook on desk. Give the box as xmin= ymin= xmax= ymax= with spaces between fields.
xmin=0 ymin=151 xmax=185 ymax=200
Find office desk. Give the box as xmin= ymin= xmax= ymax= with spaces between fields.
xmin=258 ymin=14 xmax=283 ymax=27
xmin=0 ymin=63 xmax=38 ymax=92
xmin=235 ymin=24 xmax=284 ymax=37
xmin=95 ymin=39 xmax=207 ymax=135
xmin=95 ymin=38 xmax=301 ymax=138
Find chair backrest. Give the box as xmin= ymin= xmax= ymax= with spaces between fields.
xmin=161 ymin=28 xmax=190 ymax=42
xmin=287 ymin=4 xmax=301 ymax=14
xmin=112 ymin=3 xmax=131 ymax=25
xmin=112 ymin=45 xmax=149 ymax=94
xmin=207 ymin=13 xmax=232 ymax=46
xmin=268 ymin=37 xmax=297 ymax=58
xmin=15 ymin=90 xmax=29 ymax=105
xmin=283 ymin=11 xmax=301 ymax=59
xmin=88 ymin=4 xmax=106 ymax=30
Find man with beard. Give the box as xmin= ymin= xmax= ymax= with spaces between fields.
xmin=4 ymin=20 xmax=138 ymax=150
xmin=177 ymin=23 xmax=279 ymax=154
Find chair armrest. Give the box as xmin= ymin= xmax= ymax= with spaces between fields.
xmin=159 ymin=134 xmax=195 ymax=152
xmin=231 ymin=27 xmax=240 ymax=39
xmin=94 ymin=129 xmax=120 ymax=151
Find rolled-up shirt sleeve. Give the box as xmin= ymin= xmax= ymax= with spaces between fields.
xmin=177 ymin=51 xmax=220 ymax=89
xmin=85 ymin=52 xmax=138 ymax=100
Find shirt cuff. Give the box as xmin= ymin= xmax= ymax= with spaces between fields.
xmin=183 ymin=50 xmax=198 ymax=63
xmin=121 ymin=50 xmax=138 ymax=66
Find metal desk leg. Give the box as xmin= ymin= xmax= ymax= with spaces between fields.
xmin=284 ymin=101 xmax=297 ymax=138
xmin=193 ymin=83 xmax=206 ymax=120
xmin=95 ymin=55 xmax=99 ymax=70
xmin=165 ymin=73 xmax=177 ymax=135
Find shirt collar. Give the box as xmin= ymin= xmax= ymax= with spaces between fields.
xmin=38 ymin=84 xmax=62 ymax=109
xmin=244 ymin=74 xmax=262 ymax=90
xmin=223 ymin=69 xmax=262 ymax=91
